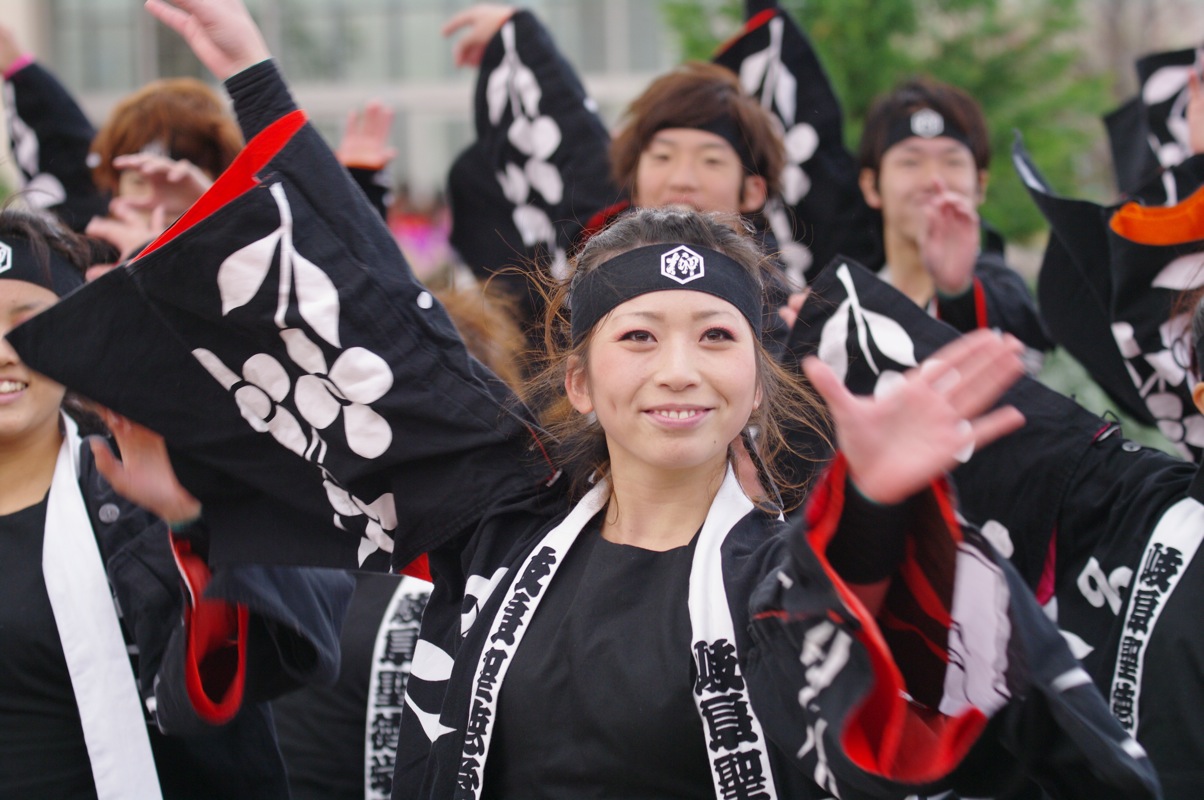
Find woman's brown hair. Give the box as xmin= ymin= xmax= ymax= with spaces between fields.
xmin=523 ymin=206 xmax=826 ymax=508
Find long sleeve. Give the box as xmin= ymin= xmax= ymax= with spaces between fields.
xmin=446 ymin=9 xmax=619 ymax=328
xmin=3 ymin=61 xmax=107 ymax=231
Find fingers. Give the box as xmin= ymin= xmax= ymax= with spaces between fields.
xmin=777 ymin=289 xmax=808 ymax=330
xmin=920 ymin=331 xmax=1024 ymax=417
xmin=89 ymin=436 xmax=127 ymax=490
xmin=969 ymin=406 xmax=1026 ymax=451
xmin=440 ymin=8 xmax=476 ymax=37
xmin=144 ymin=0 xmax=193 ymax=37
xmin=801 ymin=355 xmax=854 ymax=419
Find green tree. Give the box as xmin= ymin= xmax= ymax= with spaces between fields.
xmin=659 ymin=0 xmax=1111 ymax=245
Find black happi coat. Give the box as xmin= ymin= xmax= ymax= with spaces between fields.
xmin=2 ymin=58 xmax=108 ymax=231
xmin=791 ymin=257 xmax=1204 ymax=797
xmin=8 ymin=62 xmax=1159 ymax=800
xmin=69 ymin=426 xmax=354 ymax=798
xmin=1014 ymin=138 xmax=1204 ymax=461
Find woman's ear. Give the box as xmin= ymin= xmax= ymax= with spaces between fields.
xmin=565 ymin=354 xmax=594 ymax=414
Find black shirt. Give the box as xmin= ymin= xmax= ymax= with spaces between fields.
xmin=0 ymin=496 xmax=98 ymax=799
xmin=483 ymin=518 xmax=713 ymax=799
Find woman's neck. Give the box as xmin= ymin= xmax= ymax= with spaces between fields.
xmin=601 ymin=458 xmax=728 ymax=551
xmin=0 ymin=423 xmax=63 ymax=515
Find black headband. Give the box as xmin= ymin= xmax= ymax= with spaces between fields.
xmin=0 ymin=235 xmax=84 ymax=297
xmin=883 ymin=107 xmax=973 ymax=154
xmin=570 ymin=243 xmax=762 ymax=344
xmin=660 ymin=116 xmax=758 ymax=176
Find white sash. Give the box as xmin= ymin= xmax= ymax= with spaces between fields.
xmin=42 ymin=416 xmax=163 ymax=800
xmin=455 ymin=468 xmax=778 ymax=799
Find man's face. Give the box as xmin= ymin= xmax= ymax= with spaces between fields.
xmin=860 ymin=136 xmax=986 ymax=243
xmin=633 ymin=128 xmax=766 ymax=215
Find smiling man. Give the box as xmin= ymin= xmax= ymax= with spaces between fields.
xmin=856 ymin=77 xmax=1052 ymax=358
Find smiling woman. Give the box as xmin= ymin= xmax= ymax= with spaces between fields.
xmin=4 ymin=2 xmax=1164 ymax=797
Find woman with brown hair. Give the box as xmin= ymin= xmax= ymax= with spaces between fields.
xmin=15 ymin=3 xmax=1153 ymax=797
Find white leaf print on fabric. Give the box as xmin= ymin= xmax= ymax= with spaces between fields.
xmin=512 ymin=205 xmax=555 ymax=248
xmin=496 ymin=163 xmax=530 ymax=207
xmin=462 ymin=568 xmax=510 ymax=635
xmin=481 ymin=14 xmax=565 ymax=271
xmin=508 ymin=115 xmax=560 ymax=160
xmin=817 ymin=264 xmax=918 ymax=383
xmin=941 ymin=544 xmax=1011 ymax=718
xmin=1151 ymin=252 xmax=1204 ymax=291
xmin=217 ymin=229 xmax=282 ymax=315
xmin=525 ymin=156 xmax=563 ymax=204
xmin=406 ymin=695 xmax=455 ymax=743
xmin=292 ymin=250 xmax=342 ymax=348
xmin=980 ymin=520 xmax=1014 ymax=559
xmin=194 ymin=182 xmax=399 ymax=563
xmin=410 ymin=640 xmax=455 ymax=683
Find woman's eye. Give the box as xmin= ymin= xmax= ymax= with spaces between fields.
xmin=703 ymin=327 xmax=735 ymax=342
xmin=620 ymin=330 xmax=654 ymax=343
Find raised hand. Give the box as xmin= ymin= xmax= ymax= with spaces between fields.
xmin=0 ymin=23 xmax=27 ymax=75
xmin=111 ymin=153 xmax=214 ymax=217
xmin=335 ymin=101 xmax=398 ymax=170
xmin=442 ymin=4 xmax=517 ymax=69
xmin=85 ymin=197 xmax=166 ymax=263
xmin=89 ymin=407 xmax=202 ymax=526
xmin=144 ymin=0 xmax=271 ymax=82
xmin=776 ymin=289 xmax=809 ymax=330
xmin=919 ymin=178 xmax=980 ymax=297
xmin=803 ymin=329 xmax=1025 ymax=505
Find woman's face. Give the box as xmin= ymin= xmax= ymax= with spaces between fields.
xmin=0 ymin=279 xmax=65 ymax=449
xmin=566 ymin=288 xmax=761 ymax=481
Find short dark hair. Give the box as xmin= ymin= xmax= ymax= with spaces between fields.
xmin=90 ymin=78 xmax=244 ymax=194
xmin=610 ymin=62 xmax=785 ymax=203
xmin=858 ymin=76 xmax=990 ymax=174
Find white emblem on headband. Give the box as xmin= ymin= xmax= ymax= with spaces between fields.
xmin=0 ymin=241 xmax=11 ymax=276
xmin=661 ymin=246 xmax=705 ymax=285
xmin=910 ymin=108 xmax=945 ymax=138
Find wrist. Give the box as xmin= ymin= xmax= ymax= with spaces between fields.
xmin=2 ymin=53 xmax=34 ymax=81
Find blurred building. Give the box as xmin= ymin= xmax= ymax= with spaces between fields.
xmin=0 ymin=0 xmax=678 ymax=196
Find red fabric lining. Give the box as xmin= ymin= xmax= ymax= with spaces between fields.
xmin=1035 ymin=530 xmax=1057 ymax=606
xmin=715 ymin=8 xmax=777 ymax=56
xmin=135 ymin=110 xmax=309 ymax=261
xmin=400 ymin=554 xmax=432 ymax=582
xmin=169 ymin=534 xmax=248 ymax=725
xmin=972 ymin=277 xmax=988 ymax=329
xmin=895 ymin=544 xmax=954 ymax=629
xmin=879 ymin=609 xmax=950 ymax=663
xmin=580 ymin=200 xmax=630 ymax=244
xmin=805 ymin=456 xmax=987 ymax=782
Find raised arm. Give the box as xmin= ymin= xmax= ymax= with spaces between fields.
xmin=0 ymin=23 xmax=107 ymax=231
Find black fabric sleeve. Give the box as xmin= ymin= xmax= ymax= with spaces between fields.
xmin=347 ymin=166 xmax=390 ymax=222
xmin=968 ymin=251 xmax=1053 ymax=351
xmin=4 ymin=61 xmax=107 ymax=231
xmin=225 ymin=59 xmax=297 ymax=142
xmin=932 ymin=281 xmax=978 ymax=333
xmin=823 ymin=476 xmax=910 ymax=584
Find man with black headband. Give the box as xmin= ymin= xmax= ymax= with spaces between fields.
xmin=856 ymin=77 xmax=1052 ymax=361
xmin=441 ymin=5 xmax=795 ymax=340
